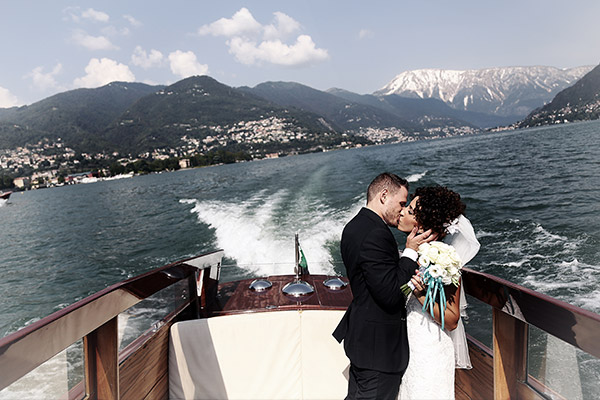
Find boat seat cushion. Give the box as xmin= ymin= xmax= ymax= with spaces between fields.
xmin=169 ymin=310 xmax=349 ymax=400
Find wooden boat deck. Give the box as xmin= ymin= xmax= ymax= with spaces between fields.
xmin=214 ymin=275 xmax=351 ymax=315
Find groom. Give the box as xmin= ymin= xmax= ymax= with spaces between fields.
xmin=333 ymin=172 xmax=433 ymax=400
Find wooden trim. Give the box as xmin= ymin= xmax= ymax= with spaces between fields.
xmin=493 ymin=307 xmax=528 ymax=400
xmin=214 ymin=275 xmax=352 ymax=315
xmin=118 ymin=301 xmax=189 ymax=361
xmin=68 ymin=381 xmax=85 ymax=400
xmin=67 ymin=304 xmax=189 ymax=400
xmin=188 ymin=272 xmax=200 ymax=319
xmin=0 ymin=251 xmax=223 ymax=391
xmin=462 ymin=268 xmax=600 ymax=358
xmin=119 ymin=320 xmax=172 ymax=400
xmin=517 ymin=380 xmax=551 ymax=400
xmin=455 ymin=335 xmax=494 ymax=400
xmin=84 ymin=317 xmax=119 ymax=400
xmin=142 ymin=373 xmax=169 ymax=400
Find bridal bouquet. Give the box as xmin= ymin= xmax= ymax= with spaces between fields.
xmin=401 ymin=241 xmax=462 ymax=330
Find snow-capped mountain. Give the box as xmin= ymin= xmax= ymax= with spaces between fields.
xmin=375 ymin=66 xmax=593 ymax=119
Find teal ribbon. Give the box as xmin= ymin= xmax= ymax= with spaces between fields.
xmin=421 ymin=272 xmax=447 ymax=330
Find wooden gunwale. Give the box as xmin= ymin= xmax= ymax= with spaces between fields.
xmin=1 ymin=255 xmax=599 ymax=399
xmin=0 ymin=250 xmax=223 ymax=392
xmin=462 ymin=267 xmax=600 ymax=358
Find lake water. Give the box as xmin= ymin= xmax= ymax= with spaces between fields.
xmin=1 ymin=120 xmax=599 ymax=397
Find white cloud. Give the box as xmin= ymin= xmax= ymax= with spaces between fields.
xmin=26 ymin=64 xmax=63 ymax=91
xmin=131 ymin=46 xmax=164 ymax=69
xmin=359 ymin=29 xmax=374 ymax=39
xmin=228 ymin=35 xmax=329 ymax=66
xmin=263 ymin=12 xmax=301 ymax=40
xmin=199 ymin=8 xmax=328 ymax=67
xmin=0 ymin=87 xmax=20 ymax=108
xmin=64 ymin=7 xmax=110 ymax=23
xmin=81 ymin=8 xmax=109 ymax=23
xmin=123 ymin=15 xmax=142 ymax=27
xmin=197 ymin=7 xmax=262 ymax=37
xmin=168 ymin=51 xmax=209 ymax=78
xmin=72 ymin=30 xmax=117 ymax=50
xmin=102 ymin=26 xmax=130 ymax=37
xmin=74 ymin=58 xmax=135 ymax=88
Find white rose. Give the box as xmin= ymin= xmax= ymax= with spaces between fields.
xmin=418 ymin=255 xmax=431 ymax=268
xmin=437 ymin=254 xmax=451 ymax=266
xmin=429 ymin=264 xmax=443 ymax=278
xmin=448 ymin=251 xmax=462 ymax=265
xmin=418 ymin=242 xmax=431 ymax=253
xmin=442 ymin=272 xmax=453 ymax=285
xmin=448 ymin=266 xmax=460 ymax=278
xmin=434 ymin=241 xmax=451 ymax=251
xmin=425 ymin=246 xmax=440 ymax=263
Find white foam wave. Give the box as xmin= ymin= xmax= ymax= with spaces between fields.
xmin=475 ymin=230 xmax=502 ymax=238
xmin=531 ymin=224 xmax=579 ymax=253
xmin=521 ymin=275 xmax=582 ymax=291
xmin=576 ymin=290 xmax=600 ymax=313
xmin=505 ymin=259 xmax=528 ymax=268
xmin=405 ymin=170 xmax=427 ymax=182
xmin=181 ymin=192 xmax=363 ymax=276
xmin=0 ymin=342 xmax=80 ymax=400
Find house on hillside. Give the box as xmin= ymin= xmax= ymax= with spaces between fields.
xmin=65 ymin=172 xmax=97 ymax=184
xmin=179 ymin=159 xmax=191 ymax=169
xmin=13 ymin=177 xmax=30 ymax=189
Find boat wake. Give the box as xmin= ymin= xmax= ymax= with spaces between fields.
xmin=181 ymin=190 xmax=363 ymax=276
xmin=476 ymin=219 xmax=599 ymax=313
xmin=405 ymin=170 xmax=427 ymax=182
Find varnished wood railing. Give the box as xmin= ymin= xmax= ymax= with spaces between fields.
xmin=2 ymin=258 xmax=599 ymax=400
xmin=0 ymin=250 xmax=223 ymax=399
xmin=461 ymin=267 xmax=600 ymax=400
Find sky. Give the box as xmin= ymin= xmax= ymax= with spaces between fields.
xmin=1 ymin=0 xmax=599 ymax=107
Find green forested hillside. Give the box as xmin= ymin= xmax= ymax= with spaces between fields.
xmin=103 ymin=76 xmax=337 ymax=153
xmin=0 ymin=76 xmax=344 ymax=155
xmin=519 ymin=64 xmax=600 ymax=127
xmin=241 ymin=81 xmax=418 ymax=131
xmin=0 ymin=82 xmax=163 ymax=151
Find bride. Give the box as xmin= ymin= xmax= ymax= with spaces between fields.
xmin=396 ymin=186 xmax=480 ymax=399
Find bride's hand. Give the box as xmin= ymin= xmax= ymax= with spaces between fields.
xmin=406 ymin=227 xmax=437 ymax=251
xmin=410 ymin=270 xmax=426 ymax=296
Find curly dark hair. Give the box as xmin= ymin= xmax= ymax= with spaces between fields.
xmin=413 ymin=186 xmax=466 ymax=237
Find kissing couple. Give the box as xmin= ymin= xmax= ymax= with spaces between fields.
xmin=333 ymin=172 xmax=480 ymax=400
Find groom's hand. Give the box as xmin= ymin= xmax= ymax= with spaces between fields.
xmin=406 ymin=227 xmax=437 ymax=251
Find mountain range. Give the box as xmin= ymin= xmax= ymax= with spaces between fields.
xmin=376 ymin=66 xmax=593 ymax=120
xmin=0 ymin=64 xmax=598 ymax=157
xmin=0 ymin=82 xmax=163 ymax=151
xmin=518 ymin=64 xmax=600 ymax=128
xmin=0 ymin=77 xmax=347 ymax=155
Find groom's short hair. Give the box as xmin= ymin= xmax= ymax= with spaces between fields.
xmin=367 ymin=172 xmax=408 ymax=203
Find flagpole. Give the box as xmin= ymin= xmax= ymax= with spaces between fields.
xmin=295 ymin=233 xmax=300 ymax=281
xmin=282 ymin=232 xmax=315 ymax=297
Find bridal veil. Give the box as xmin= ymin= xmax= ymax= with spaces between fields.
xmin=444 ymin=215 xmax=480 ymax=369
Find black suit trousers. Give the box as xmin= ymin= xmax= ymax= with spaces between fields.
xmin=346 ymin=364 xmax=403 ymax=400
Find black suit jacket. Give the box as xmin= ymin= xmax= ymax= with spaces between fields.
xmin=333 ymin=207 xmax=416 ymax=373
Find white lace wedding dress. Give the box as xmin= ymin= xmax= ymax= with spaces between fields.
xmin=399 ymin=215 xmax=480 ymax=399
xmin=399 ymin=292 xmax=457 ymax=399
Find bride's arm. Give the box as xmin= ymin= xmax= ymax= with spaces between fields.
xmin=410 ymin=276 xmax=462 ymax=331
